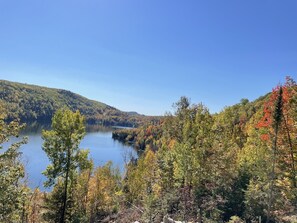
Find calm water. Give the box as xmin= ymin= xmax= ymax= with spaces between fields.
xmin=8 ymin=126 xmax=136 ymax=191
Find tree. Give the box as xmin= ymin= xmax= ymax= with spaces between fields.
xmin=243 ymin=77 xmax=297 ymax=222
xmin=42 ymin=108 xmax=91 ymax=223
xmin=88 ymin=161 xmax=121 ymax=222
xmin=0 ymin=105 xmax=27 ymax=222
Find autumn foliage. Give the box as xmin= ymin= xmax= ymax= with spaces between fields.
xmin=1 ymin=76 xmax=297 ymax=222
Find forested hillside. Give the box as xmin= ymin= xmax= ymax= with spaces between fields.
xmin=111 ymin=77 xmax=297 ymax=222
xmin=0 ymin=80 xmax=157 ymax=127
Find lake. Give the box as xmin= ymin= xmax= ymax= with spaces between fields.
xmin=7 ymin=126 xmax=137 ymax=191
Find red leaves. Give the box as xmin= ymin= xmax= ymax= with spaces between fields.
xmin=260 ymin=134 xmax=270 ymax=141
xmin=257 ymin=77 xmax=295 ymax=141
xmin=257 ymin=104 xmax=272 ymax=129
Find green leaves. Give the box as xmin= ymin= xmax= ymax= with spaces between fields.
xmin=0 ymin=114 xmax=27 ymax=222
xmin=42 ymin=108 xmax=91 ymax=222
xmin=42 ymin=109 xmax=88 ymax=187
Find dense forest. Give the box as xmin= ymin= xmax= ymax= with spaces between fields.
xmin=0 ymin=80 xmax=158 ymax=127
xmin=0 ymin=77 xmax=297 ymax=223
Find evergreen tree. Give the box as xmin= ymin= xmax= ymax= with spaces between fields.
xmin=42 ymin=108 xmax=91 ymax=223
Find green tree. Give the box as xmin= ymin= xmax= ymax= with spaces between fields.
xmin=0 ymin=107 xmax=27 ymax=222
xmin=42 ymin=108 xmax=90 ymax=223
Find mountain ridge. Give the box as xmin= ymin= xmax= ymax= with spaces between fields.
xmin=0 ymin=79 xmax=155 ymax=127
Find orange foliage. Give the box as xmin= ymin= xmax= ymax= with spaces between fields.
xmin=257 ymin=76 xmax=295 ymax=141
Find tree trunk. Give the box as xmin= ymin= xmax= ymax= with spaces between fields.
xmin=266 ymin=87 xmax=283 ymax=223
xmin=283 ymin=116 xmax=296 ymax=187
xmin=61 ymin=146 xmax=71 ymax=223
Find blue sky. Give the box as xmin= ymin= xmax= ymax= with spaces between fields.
xmin=0 ymin=0 xmax=296 ymax=115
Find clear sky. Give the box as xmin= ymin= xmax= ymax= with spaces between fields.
xmin=0 ymin=0 xmax=296 ymax=115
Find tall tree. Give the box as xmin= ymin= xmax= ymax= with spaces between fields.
xmin=0 ymin=105 xmax=27 ymax=222
xmin=42 ymin=108 xmax=90 ymax=223
xmin=251 ymin=77 xmax=297 ymax=222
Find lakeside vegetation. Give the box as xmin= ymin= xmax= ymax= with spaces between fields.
xmin=0 ymin=77 xmax=297 ymax=222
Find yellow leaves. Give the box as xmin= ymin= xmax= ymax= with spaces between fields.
xmin=168 ymin=139 xmax=176 ymax=149
xmin=125 ymin=149 xmax=161 ymax=203
xmin=76 ymin=162 xmax=121 ymax=217
xmin=115 ymin=190 xmax=123 ymax=197
xmin=152 ymin=183 xmax=161 ymax=196
xmin=143 ymin=150 xmax=156 ymax=168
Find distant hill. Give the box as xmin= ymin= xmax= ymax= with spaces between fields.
xmin=0 ymin=80 xmax=158 ymax=127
